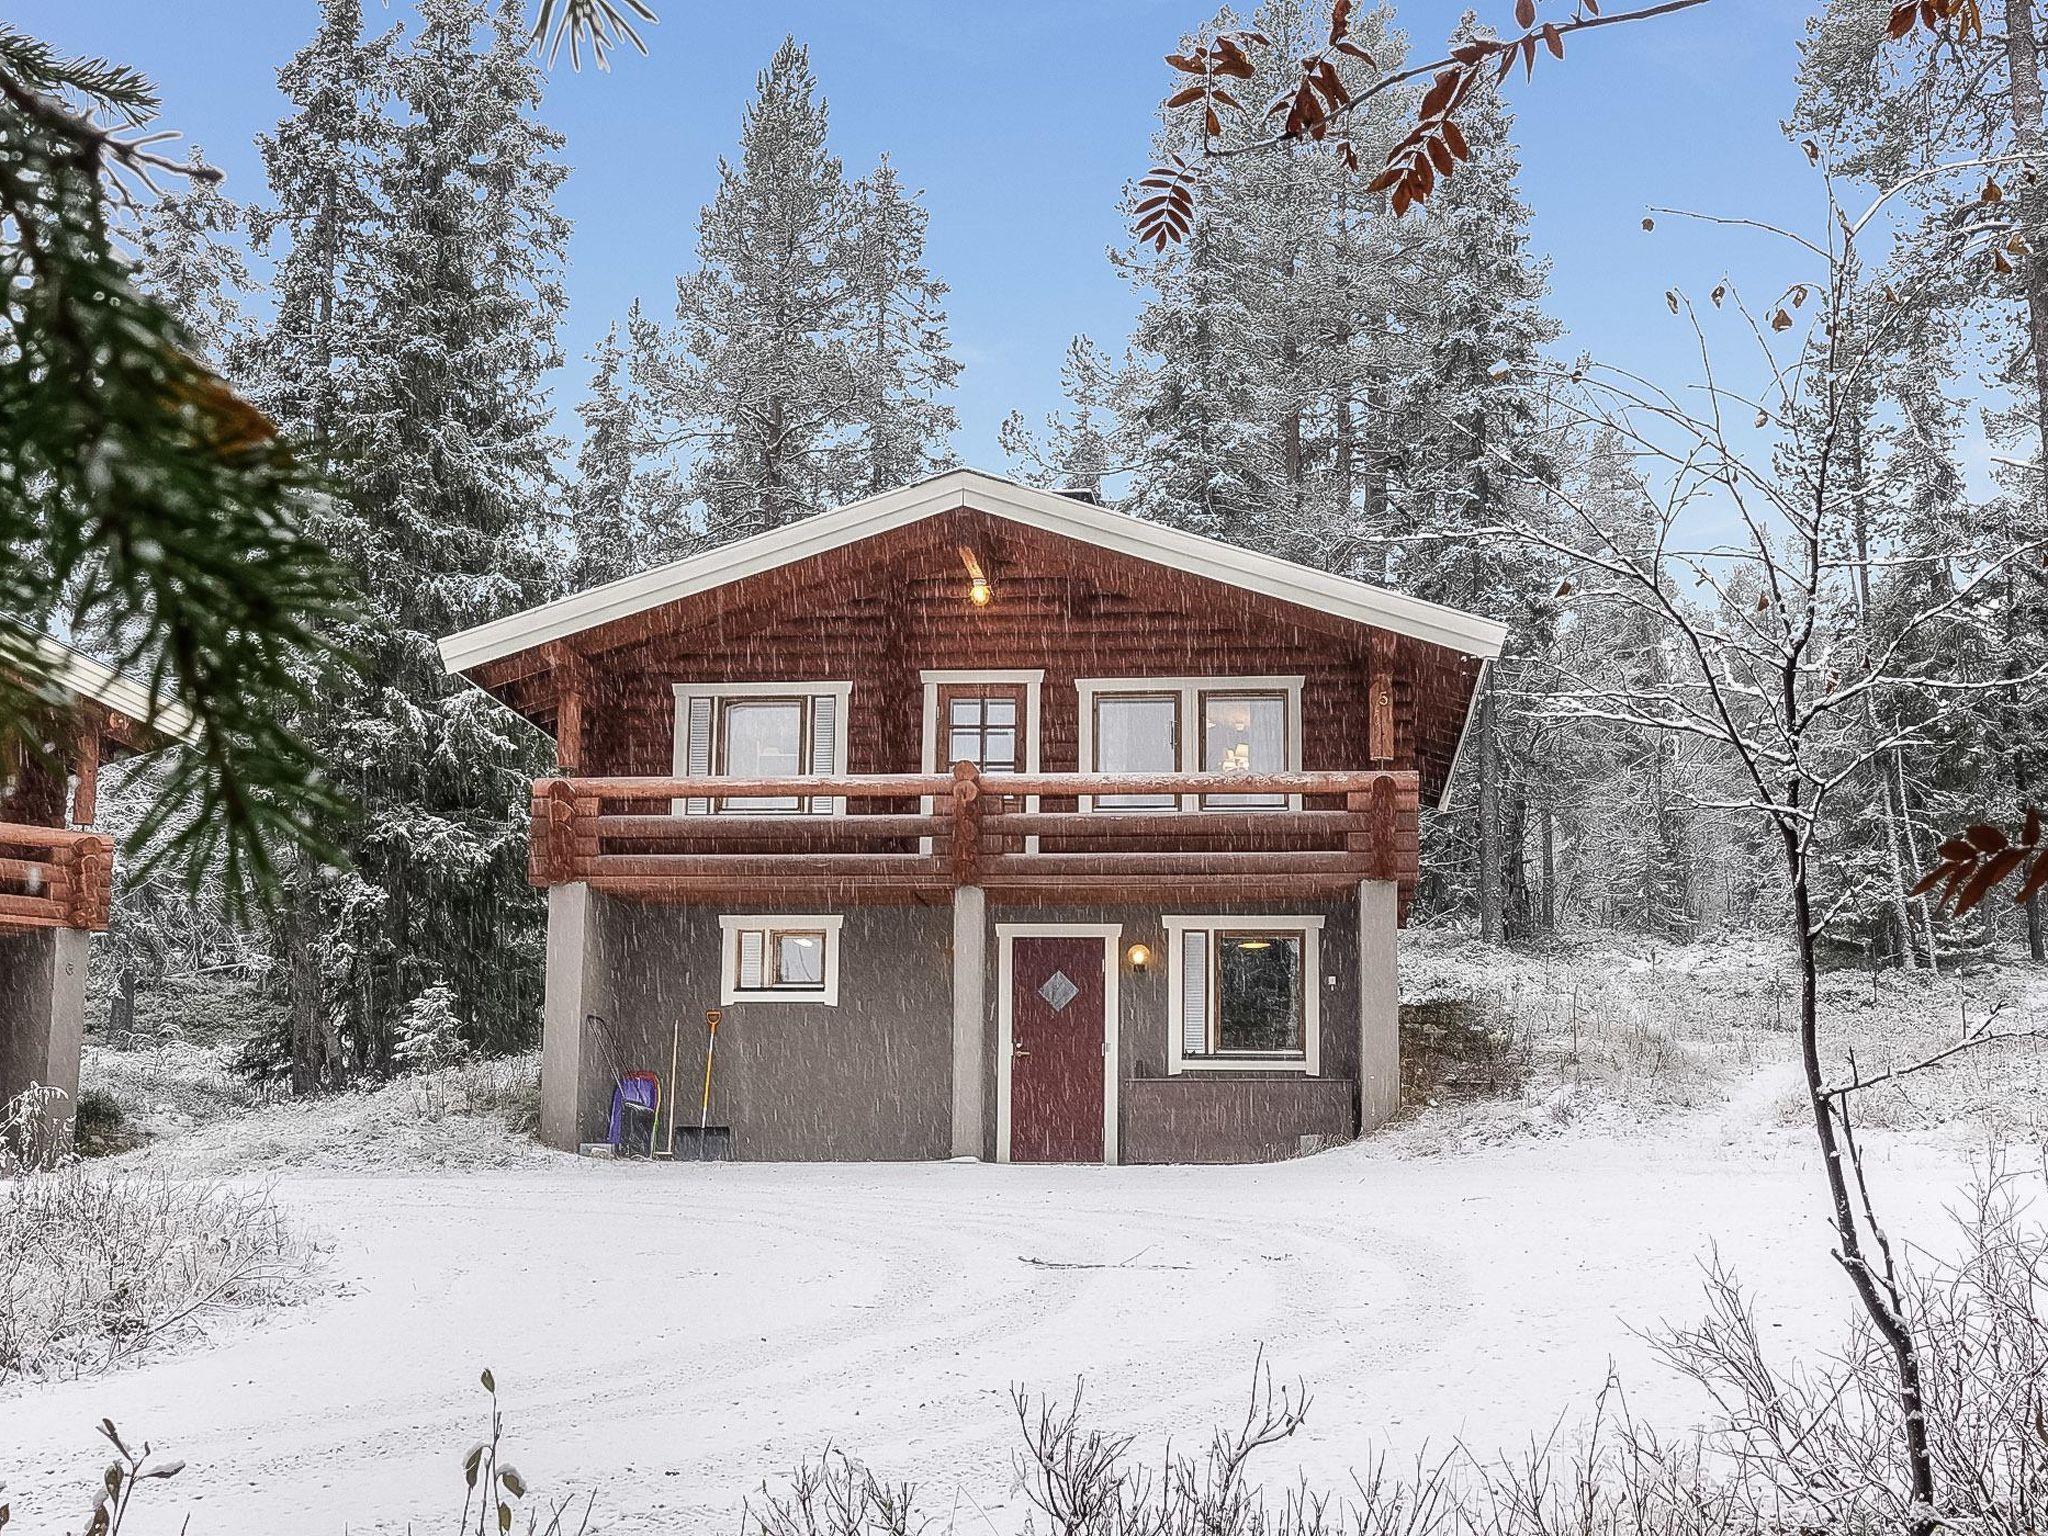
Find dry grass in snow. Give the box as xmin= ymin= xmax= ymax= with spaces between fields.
xmin=0 ymin=1168 xmax=322 ymax=1384
xmin=95 ymin=1053 xmax=548 ymax=1178
xmin=1393 ymin=928 xmax=2048 ymax=1149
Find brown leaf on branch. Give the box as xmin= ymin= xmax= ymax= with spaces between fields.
xmin=1912 ymin=810 xmax=2047 ymax=915
xmin=1133 ymin=157 xmax=1197 ymax=251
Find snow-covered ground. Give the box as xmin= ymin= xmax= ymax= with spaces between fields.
xmin=3 ymin=935 xmax=2042 ymax=1534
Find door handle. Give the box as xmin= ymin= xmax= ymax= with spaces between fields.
xmin=1013 ymin=1046 xmax=1031 ymax=1059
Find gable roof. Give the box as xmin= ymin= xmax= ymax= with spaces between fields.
xmin=15 ymin=630 xmax=201 ymax=748
xmin=437 ymin=468 xmax=1509 ymax=674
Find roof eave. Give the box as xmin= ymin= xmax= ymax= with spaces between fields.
xmin=436 ymin=468 xmax=1510 ymax=676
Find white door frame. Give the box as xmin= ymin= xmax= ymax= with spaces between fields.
xmin=921 ymin=669 xmax=1044 ymax=854
xmin=995 ymin=922 xmax=1122 ymax=1166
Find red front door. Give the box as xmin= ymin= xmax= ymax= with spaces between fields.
xmin=1009 ymin=935 xmax=1106 ymax=1163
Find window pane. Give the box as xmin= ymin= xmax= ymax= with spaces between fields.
xmin=1203 ymin=694 xmax=1287 ymax=808
xmin=981 ymin=728 xmax=1017 ymax=772
xmin=949 ymin=699 xmax=984 ymax=729
xmin=1216 ymin=934 xmax=1303 ymax=1055
xmin=985 ymin=699 xmax=1016 ymax=727
xmin=773 ymin=931 xmax=826 ymax=989
xmin=721 ymin=699 xmax=804 ymax=811
xmin=1095 ymin=694 xmax=1179 ymax=809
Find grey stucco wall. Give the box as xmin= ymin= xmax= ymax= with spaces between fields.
xmin=0 ymin=927 xmax=89 ymax=1164
xmin=597 ymin=902 xmax=955 ymax=1161
xmin=549 ymin=889 xmax=1389 ymax=1165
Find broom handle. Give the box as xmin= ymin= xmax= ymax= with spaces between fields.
xmin=699 ymin=1014 xmax=719 ymax=1134
xmin=664 ymin=1011 xmax=682 ymax=1157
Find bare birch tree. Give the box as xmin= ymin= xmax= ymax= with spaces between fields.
xmin=1466 ymin=158 xmax=2045 ymax=1519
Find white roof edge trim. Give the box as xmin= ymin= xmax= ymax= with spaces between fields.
xmin=25 ymin=634 xmax=200 ymax=747
xmin=1435 ymin=657 xmax=1490 ymax=813
xmin=436 ymin=468 xmax=1508 ymax=674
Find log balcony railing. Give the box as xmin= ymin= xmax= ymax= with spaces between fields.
xmin=0 ymin=821 xmax=115 ymax=933
xmin=528 ymin=768 xmax=1420 ymax=901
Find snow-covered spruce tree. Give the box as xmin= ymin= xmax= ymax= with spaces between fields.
xmin=253 ymin=0 xmax=566 ymax=1079
xmin=839 ymin=156 xmax=961 ymax=497
xmin=1387 ymin=28 xmax=1563 ymax=944
xmin=1113 ymin=0 xmax=1412 ymax=560
xmin=566 ymin=319 xmax=667 ymax=589
xmin=122 ymin=150 xmax=258 ymax=375
xmin=633 ymin=37 xmax=859 ymax=543
xmin=103 ymin=151 xmax=268 ymax=1030
xmin=1797 ymin=0 xmax=2048 ymax=961
xmin=999 ymin=335 xmax=1122 ymax=498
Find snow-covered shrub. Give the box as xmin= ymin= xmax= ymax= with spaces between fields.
xmin=0 ymin=1083 xmax=68 ymax=1173
xmin=394 ymin=981 xmax=470 ymax=1074
xmin=0 ymin=1168 xmax=319 ymax=1382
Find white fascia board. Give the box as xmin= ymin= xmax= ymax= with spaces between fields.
xmin=436 ymin=468 xmax=1510 ymax=675
xmin=25 ymin=633 xmax=200 ymax=746
xmin=1435 ymin=657 xmax=1490 ymax=813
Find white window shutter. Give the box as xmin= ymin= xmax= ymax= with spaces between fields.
xmin=1181 ymin=930 xmax=1209 ymax=1057
xmin=738 ymin=929 xmax=765 ymax=991
xmin=808 ymin=693 xmax=838 ymax=814
xmin=683 ymin=695 xmax=713 ymax=815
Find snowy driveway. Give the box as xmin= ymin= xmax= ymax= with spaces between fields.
xmin=0 ymin=1113 xmax=1975 ymax=1535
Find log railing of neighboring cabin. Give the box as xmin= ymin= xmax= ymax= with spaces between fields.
xmin=0 ymin=821 xmax=115 ymax=932
xmin=528 ymin=767 xmax=1420 ymax=900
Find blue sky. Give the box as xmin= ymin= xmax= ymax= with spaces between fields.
xmin=19 ymin=0 xmax=1818 ymax=469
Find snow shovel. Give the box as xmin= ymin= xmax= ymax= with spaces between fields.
xmin=671 ymin=1008 xmax=732 ymax=1161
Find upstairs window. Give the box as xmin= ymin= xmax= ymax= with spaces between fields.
xmin=719 ymin=915 xmax=844 ymax=1005
xmin=1078 ymin=678 xmax=1303 ymax=812
xmin=1199 ymin=692 xmax=1289 ymax=809
xmin=673 ymin=683 xmax=850 ymax=815
xmin=1091 ymin=692 xmax=1180 ymax=809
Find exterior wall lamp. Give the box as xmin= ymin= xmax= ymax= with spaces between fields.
xmin=1125 ymin=942 xmax=1152 ymax=973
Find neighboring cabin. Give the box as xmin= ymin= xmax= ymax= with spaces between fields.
xmin=439 ymin=469 xmax=1506 ymax=1164
xmin=1 ymin=636 xmax=194 ymax=1163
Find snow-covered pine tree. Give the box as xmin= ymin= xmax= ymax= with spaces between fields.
xmin=839 ymin=156 xmax=960 ymax=497
xmin=634 ymin=37 xmax=858 ymax=542
xmin=123 ymin=149 xmax=257 ymax=373
xmin=566 ymin=320 xmax=665 ymax=589
xmin=333 ymin=0 xmax=567 ymax=1068
xmin=1000 ymin=335 xmax=1121 ymax=498
xmin=254 ymin=0 xmax=567 ymax=1077
xmin=246 ymin=0 xmax=394 ymax=1092
xmin=1389 ymin=24 xmax=1563 ymax=944
xmin=1110 ymin=0 xmax=1413 ymax=563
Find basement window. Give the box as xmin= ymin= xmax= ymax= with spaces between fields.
xmin=1164 ymin=916 xmax=1323 ymax=1074
xmin=719 ymin=915 xmax=845 ymax=1005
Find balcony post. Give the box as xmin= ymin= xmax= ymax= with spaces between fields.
xmin=1358 ymin=878 xmax=1400 ymax=1132
xmin=950 ymin=882 xmax=987 ymax=1159
xmin=949 ymin=761 xmax=986 ymax=1157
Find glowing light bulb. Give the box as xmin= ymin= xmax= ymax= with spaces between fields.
xmin=968 ymin=578 xmax=993 ymax=607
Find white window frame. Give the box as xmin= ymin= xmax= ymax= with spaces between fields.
xmin=718 ymin=914 xmax=846 ymax=1005
xmin=672 ymin=681 xmax=852 ymax=817
xmin=1163 ymin=915 xmax=1323 ymax=1075
xmin=919 ymin=669 xmax=1044 ymax=854
xmin=1075 ymin=676 xmax=1304 ymax=812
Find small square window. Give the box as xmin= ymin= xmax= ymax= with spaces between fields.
xmin=720 ymin=915 xmax=844 ymax=1005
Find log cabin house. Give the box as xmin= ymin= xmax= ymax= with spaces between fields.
xmin=439 ymin=469 xmax=1507 ymax=1164
xmin=2 ymin=634 xmax=195 ymax=1161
